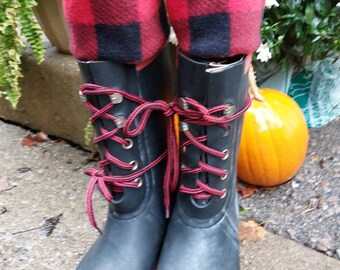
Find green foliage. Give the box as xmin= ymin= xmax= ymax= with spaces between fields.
xmin=260 ymin=0 xmax=340 ymax=69
xmin=0 ymin=0 xmax=45 ymax=108
xmin=84 ymin=120 xmax=94 ymax=146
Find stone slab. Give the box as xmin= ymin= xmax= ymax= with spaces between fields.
xmin=0 ymin=47 xmax=92 ymax=150
xmin=241 ymin=232 xmax=339 ymax=270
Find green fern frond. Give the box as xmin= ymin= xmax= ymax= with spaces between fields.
xmin=0 ymin=0 xmax=45 ymax=108
xmin=18 ymin=0 xmax=44 ymax=63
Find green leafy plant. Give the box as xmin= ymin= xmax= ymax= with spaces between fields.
xmin=258 ymin=0 xmax=340 ymax=69
xmin=0 ymin=0 xmax=45 ymax=108
xmin=84 ymin=120 xmax=94 ymax=146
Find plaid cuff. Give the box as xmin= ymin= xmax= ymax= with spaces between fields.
xmin=63 ymin=0 xmax=169 ymax=64
xmin=167 ymin=0 xmax=265 ymax=59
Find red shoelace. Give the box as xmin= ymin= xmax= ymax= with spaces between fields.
xmin=80 ymin=83 xmax=179 ymax=233
xmin=173 ymin=96 xmax=252 ymax=200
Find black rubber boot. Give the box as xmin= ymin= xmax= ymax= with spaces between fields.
xmin=158 ymin=53 xmax=250 ymax=270
xmin=76 ymin=51 xmax=171 ymax=270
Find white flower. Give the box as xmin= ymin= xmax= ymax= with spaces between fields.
xmin=256 ymin=43 xmax=272 ymax=62
xmin=265 ymin=0 xmax=279 ymax=8
xmin=169 ymin=26 xmax=178 ymax=46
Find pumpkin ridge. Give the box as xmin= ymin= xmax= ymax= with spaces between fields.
xmin=267 ymin=118 xmax=280 ymax=185
xmin=250 ymin=110 xmax=265 ymax=185
xmin=243 ymin=119 xmax=253 ymax=183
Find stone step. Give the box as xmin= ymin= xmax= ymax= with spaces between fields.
xmin=0 ymin=47 xmax=92 ymax=150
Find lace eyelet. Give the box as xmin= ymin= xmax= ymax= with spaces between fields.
xmin=134 ymin=178 xmax=143 ymax=188
xmin=222 ymin=149 xmax=229 ymax=160
xmin=222 ymin=126 xmax=231 ymax=137
xmin=224 ymin=103 xmax=236 ymax=117
xmin=114 ymin=116 xmax=126 ymax=129
xmin=179 ymin=121 xmax=189 ymax=132
xmin=110 ymin=93 xmax=123 ymax=104
xmin=182 ymin=146 xmax=186 ymax=153
xmin=129 ymin=160 xmax=138 ymax=171
xmin=220 ymin=189 xmax=227 ymax=199
xmin=220 ymin=170 xmax=228 ymax=180
xmin=122 ymin=138 xmax=133 ymax=149
xmin=179 ymin=98 xmax=189 ymax=110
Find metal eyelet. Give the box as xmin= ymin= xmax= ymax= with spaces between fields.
xmin=220 ymin=189 xmax=227 ymax=199
xmin=222 ymin=126 xmax=231 ymax=137
xmin=182 ymin=146 xmax=186 ymax=153
xmin=110 ymin=93 xmax=123 ymax=104
xmin=179 ymin=98 xmax=189 ymax=110
xmin=220 ymin=170 xmax=228 ymax=180
xmin=222 ymin=149 xmax=229 ymax=160
xmin=79 ymin=91 xmax=87 ymax=102
xmin=114 ymin=116 xmax=126 ymax=129
xmin=129 ymin=160 xmax=139 ymax=171
xmin=134 ymin=178 xmax=143 ymax=188
xmin=122 ymin=138 xmax=133 ymax=149
xmin=224 ymin=103 xmax=236 ymax=117
xmin=179 ymin=121 xmax=189 ymax=132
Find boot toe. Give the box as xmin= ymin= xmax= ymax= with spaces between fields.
xmin=77 ymin=210 xmax=165 ymax=270
xmin=158 ymin=211 xmax=239 ymax=270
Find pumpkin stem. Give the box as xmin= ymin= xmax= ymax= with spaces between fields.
xmin=248 ymin=65 xmax=264 ymax=101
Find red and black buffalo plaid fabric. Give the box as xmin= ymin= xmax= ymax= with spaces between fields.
xmin=167 ymin=0 xmax=265 ymax=59
xmin=63 ymin=0 xmax=264 ymax=64
xmin=63 ymin=0 xmax=169 ymax=63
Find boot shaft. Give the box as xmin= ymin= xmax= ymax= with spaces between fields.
xmin=78 ymin=50 xmax=171 ymax=215
xmin=76 ymin=50 xmax=173 ymax=270
xmin=157 ymin=54 xmax=248 ymax=270
xmin=176 ymin=53 xmax=249 ymax=220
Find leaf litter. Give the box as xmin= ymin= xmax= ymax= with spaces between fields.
xmin=239 ymin=220 xmax=267 ymax=242
xmin=22 ymin=131 xmax=48 ymax=147
xmin=12 ymin=214 xmax=63 ymax=237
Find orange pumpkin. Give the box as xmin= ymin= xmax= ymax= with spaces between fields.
xmin=237 ymin=88 xmax=309 ymax=186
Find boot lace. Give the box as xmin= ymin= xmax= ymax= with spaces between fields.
xmin=80 ymin=83 xmax=179 ymax=233
xmin=173 ymin=96 xmax=252 ymax=200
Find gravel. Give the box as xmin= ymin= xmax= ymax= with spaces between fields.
xmin=240 ymin=117 xmax=340 ymax=258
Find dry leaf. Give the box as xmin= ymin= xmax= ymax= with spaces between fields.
xmin=237 ymin=181 xmax=277 ymax=198
xmin=22 ymin=135 xmax=37 ymax=147
xmin=241 ymin=187 xmax=259 ymax=199
xmin=22 ymin=132 xmax=48 ymax=147
xmin=318 ymin=157 xmax=333 ymax=169
xmin=0 ymin=207 xmax=7 ymax=215
xmin=311 ymin=155 xmax=318 ymax=161
xmin=237 ymin=182 xmax=247 ymax=192
xmin=237 ymin=181 xmax=258 ymax=199
xmin=12 ymin=214 xmax=62 ymax=236
xmin=317 ymin=198 xmax=325 ymax=208
xmin=35 ymin=131 xmax=48 ymax=142
xmin=42 ymin=214 xmax=63 ymax=237
xmin=239 ymin=220 xmax=266 ymax=242
xmin=17 ymin=167 xmax=32 ymax=173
